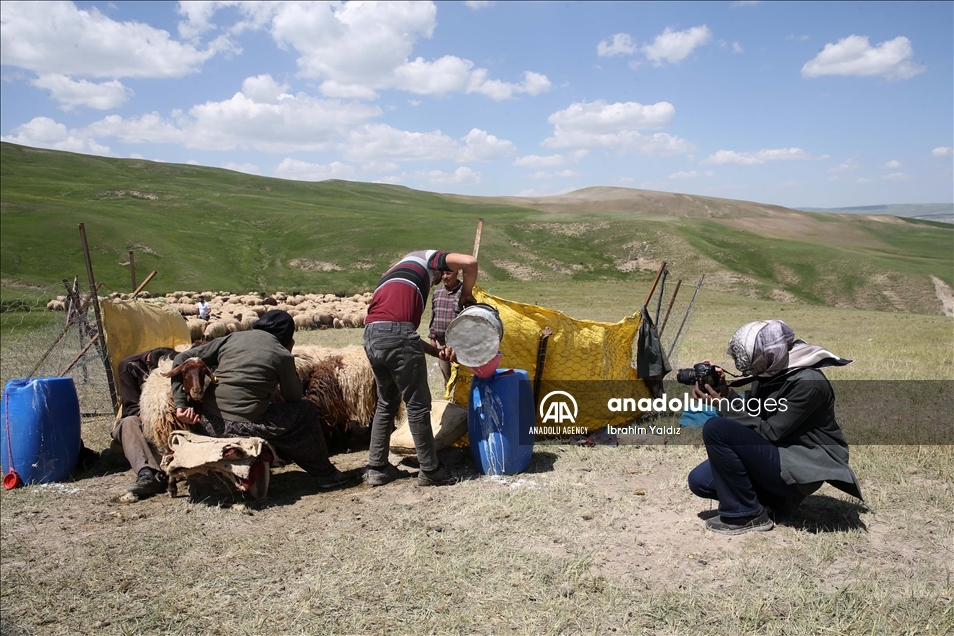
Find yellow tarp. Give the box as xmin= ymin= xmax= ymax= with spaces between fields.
xmin=448 ymin=286 xmax=651 ymax=432
xmin=101 ymin=299 xmax=191 ymax=413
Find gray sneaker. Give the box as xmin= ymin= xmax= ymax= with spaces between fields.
xmin=418 ymin=465 xmax=456 ymax=487
xmin=705 ymin=509 xmax=774 ymax=535
xmin=366 ymin=464 xmax=403 ymax=487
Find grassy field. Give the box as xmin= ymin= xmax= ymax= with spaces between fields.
xmin=1 ymin=281 xmax=951 ymax=635
xmin=2 ymin=142 xmax=951 ymax=316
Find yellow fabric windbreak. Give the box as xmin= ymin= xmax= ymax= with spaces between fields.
xmin=448 ymin=286 xmax=651 ymax=432
xmin=101 ymin=299 xmax=191 ymax=412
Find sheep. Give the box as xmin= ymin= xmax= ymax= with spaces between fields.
xmin=165 ymin=357 xmax=215 ymax=402
xmin=140 ymin=358 xmax=190 ymax=452
xmin=186 ymin=319 xmax=207 ymax=342
xmin=203 ymin=320 xmax=231 ymax=340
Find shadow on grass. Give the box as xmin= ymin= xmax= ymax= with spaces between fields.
xmin=782 ymin=494 xmax=869 ymax=533
xmin=526 ymin=451 xmax=558 ymax=474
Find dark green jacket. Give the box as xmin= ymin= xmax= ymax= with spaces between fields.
xmin=718 ymin=367 xmax=863 ymax=500
xmin=171 ymin=330 xmax=301 ymax=422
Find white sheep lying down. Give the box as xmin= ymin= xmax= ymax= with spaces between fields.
xmin=139 ymin=345 xmax=400 ymax=453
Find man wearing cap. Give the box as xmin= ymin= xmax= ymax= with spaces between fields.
xmin=171 ymin=310 xmax=361 ymax=489
xmin=363 ymin=250 xmax=478 ymax=487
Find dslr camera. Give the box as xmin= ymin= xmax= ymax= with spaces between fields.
xmin=676 ymin=362 xmax=721 ymax=391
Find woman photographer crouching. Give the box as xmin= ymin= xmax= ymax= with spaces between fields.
xmin=687 ymin=320 xmax=863 ymax=535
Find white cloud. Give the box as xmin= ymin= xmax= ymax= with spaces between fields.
xmin=412 ymin=167 xmax=482 ymax=186
xmin=884 ymin=159 xmax=901 ymax=169
xmin=932 ymin=146 xmax=953 ymax=157
xmin=642 ymin=26 xmax=712 ymax=65
xmin=465 ymin=1 xmax=495 ymax=9
xmin=263 ymin=1 xmax=547 ymax=101
xmin=547 ymin=100 xmax=675 ymax=133
xmin=526 ymin=171 xmax=551 ymax=179
xmin=222 ymin=162 xmax=262 ymax=176
xmin=701 ymin=147 xmax=815 ymax=165
xmin=730 ymin=1 xmax=760 ymax=7
xmin=669 ymin=170 xmax=700 ymax=179
xmin=732 ymin=42 xmax=744 ymax=54
xmin=786 ymin=34 xmax=810 ymax=42
xmin=881 ymin=172 xmax=910 ymax=181
xmin=467 ymin=70 xmax=552 ymax=100
xmin=241 ymin=74 xmax=291 ymax=104
xmin=1 ymin=116 xmax=112 ymax=155
xmin=555 ymin=170 xmax=579 ymax=178
xmin=828 ymin=158 xmax=859 ymax=173
xmin=345 ymin=123 xmax=459 ymax=162
xmin=598 ymin=33 xmax=637 ymax=58
xmin=30 ymin=73 xmax=131 ymax=110
xmin=362 ymin=161 xmax=399 ymax=173
xmin=0 ymin=1 xmax=226 ymax=78
xmin=541 ymin=100 xmax=692 ymax=156
xmin=457 ymin=129 xmax=516 ymax=162
xmin=512 ymin=150 xmax=589 ymax=168
xmin=801 ymin=35 xmax=926 ymax=81
xmin=81 ymin=76 xmax=381 ymax=153
xmin=856 ymin=177 xmax=874 ymax=184
xmin=373 ymin=175 xmax=404 ymax=185
xmin=273 ymin=158 xmax=355 ymax=181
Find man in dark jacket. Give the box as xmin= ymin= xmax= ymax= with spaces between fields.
xmin=688 ymin=320 xmax=862 ymax=535
xmin=172 ymin=310 xmax=361 ymax=489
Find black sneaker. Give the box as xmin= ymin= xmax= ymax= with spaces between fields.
xmin=418 ymin=464 xmax=456 ymax=487
xmin=705 ymin=509 xmax=774 ymax=535
xmin=127 ymin=468 xmax=168 ymax=497
xmin=366 ymin=464 xmax=404 ymax=487
xmin=315 ymin=467 xmax=364 ymax=490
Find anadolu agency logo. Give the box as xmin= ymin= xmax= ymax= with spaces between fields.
xmin=531 ymin=391 xmax=587 ymax=436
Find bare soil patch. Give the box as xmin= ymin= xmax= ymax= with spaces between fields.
xmin=931 ymin=274 xmax=954 ymax=316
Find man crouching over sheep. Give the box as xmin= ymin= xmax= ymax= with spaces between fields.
xmin=171 ymin=310 xmax=362 ymax=490
xmin=364 ymin=250 xmax=478 ymax=487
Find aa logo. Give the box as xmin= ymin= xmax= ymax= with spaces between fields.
xmin=539 ymin=391 xmax=578 ymax=424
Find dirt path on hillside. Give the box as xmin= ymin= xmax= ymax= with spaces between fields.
xmin=931 ymin=274 xmax=954 ymax=316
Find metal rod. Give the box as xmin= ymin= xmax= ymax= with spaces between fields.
xmin=642 ymin=261 xmax=667 ymax=310
xmin=79 ymin=223 xmax=120 ymax=411
xmin=131 ymin=270 xmax=157 ymax=298
xmin=658 ymin=279 xmax=682 ymax=337
xmin=129 ymin=250 xmax=136 ymax=291
xmin=668 ymin=274 xmax=705 ymax=359
xmin=27 ymin=287 xmax=99 ymax=377
xmin=472 ymin=218 xmax=484 ymax=259
xmin=532 ymin=326 xmax=553 ymax=407
xmin=59 ymin=334 xmax=99 ymax=376
xmin=654 ymin=268 xmax=668 ymax=325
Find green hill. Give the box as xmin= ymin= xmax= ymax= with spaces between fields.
xmin=1 ymin=142 xmax=951 ymax=314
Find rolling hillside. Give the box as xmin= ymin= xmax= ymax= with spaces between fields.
xmin=2 ymin=142 xmax=951 ymax=315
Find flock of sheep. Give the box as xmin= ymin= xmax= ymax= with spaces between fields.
xmin=48 ymin=290 xmax=373 ymax=342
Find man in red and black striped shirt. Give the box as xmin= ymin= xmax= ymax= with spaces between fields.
xmin=363 ymin=250 xmax=478 ymax=487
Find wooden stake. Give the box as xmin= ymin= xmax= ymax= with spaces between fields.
xmin=131 ymin=270 xmax=157 ymax=298
xmin=129 ymin=250 xmax=136 ymax=291
xmin=472 ymin=218 xmax=484 ymax=259
xmin=59 ymin=334 xmax=99 ymax=376
xmin=642 ymin=261 xmax=667 ymax=310
xmin=658 ymin=279 xmax=682 ymax=337
xmin=79 ymin=223 xmax=119 ymax=411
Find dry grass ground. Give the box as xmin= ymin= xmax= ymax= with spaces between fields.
xmin=1 ymin=281 xmax=952 ymax=635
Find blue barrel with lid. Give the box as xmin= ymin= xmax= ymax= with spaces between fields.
xmin=467 ymin=369 xmax=535 ymax=476
xmin=1 ymin=378 xmax=81 ymax=485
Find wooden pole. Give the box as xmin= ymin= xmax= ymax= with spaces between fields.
xmin=642 ymin=261 xmax=667 ymax=310
xmin=129 ymin=250 xmax=136 ymax=291
xmin=658 ymin=279 xmax=682 ymax=337
xmin=131 ymin=270 xmax=157 ymax=298
xmin=472 ymin=218 xmax=484 ymax=258
xmin=668 ymin=274 xmax=705 ymax=358
xmin=79 ymin=223 xmax=119 ymax=411
xmin=59 ymin=334 xmax=99 ymax=376
xmin=654 ymin=268 xmax=668 ymax=324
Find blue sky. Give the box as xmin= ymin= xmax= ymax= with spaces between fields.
xmin=2 ymin=1 xmax=951 ymax=208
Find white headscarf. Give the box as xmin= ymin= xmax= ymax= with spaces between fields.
xmin=726 ymin=320 xmax=795 ymax=377
xmin=726 ymin=319 xmax=851 ymax=378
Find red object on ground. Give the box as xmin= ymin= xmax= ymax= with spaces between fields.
xmin=3 ymin=469 xmax=22 ymax=490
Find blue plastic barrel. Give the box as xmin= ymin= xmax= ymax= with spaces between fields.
xmin=467 ymin=369 xmax=535 ymax=476
xmin=1 ymin=378 xmax=81 ymax=484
